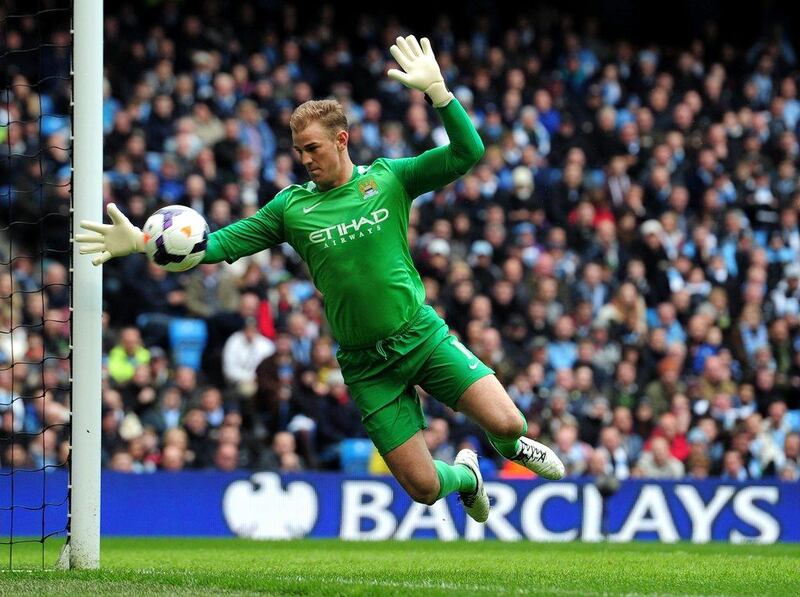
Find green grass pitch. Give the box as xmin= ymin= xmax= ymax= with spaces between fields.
xmin=1 ymin=538 xmax=799 ymax=595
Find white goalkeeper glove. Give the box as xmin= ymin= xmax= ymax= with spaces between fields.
xmin=74 ymin=203 xmax=145 ymax=266
xmin=387 ymin=35 xmax=454 ymax=108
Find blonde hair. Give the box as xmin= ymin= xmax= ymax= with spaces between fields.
xmin=289 ymin=99 xmax=348 ymax=137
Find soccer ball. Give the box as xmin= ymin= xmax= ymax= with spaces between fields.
xmin=143 ymin=206 xmax=209 ymax=272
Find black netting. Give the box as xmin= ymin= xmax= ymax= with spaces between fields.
xmin=0 ymin=0 xmax=72 ymax=570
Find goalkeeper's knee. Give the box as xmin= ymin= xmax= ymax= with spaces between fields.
xmin=486 ymin=410 xmax=527 ymax=440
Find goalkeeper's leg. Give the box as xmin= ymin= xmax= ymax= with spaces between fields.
xmin=412 ymin=332 xmax=565 ymax=480
xmin=458 ymin=375 xmax=565 ymax=480
xmin=382 ymin=430 xmax=489 ymax=523
xmin=364 ymin=386 xmax=489 ymax=522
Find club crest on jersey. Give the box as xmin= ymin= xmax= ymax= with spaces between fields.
xmin=358 ymin=178 xmax=380 ymax=200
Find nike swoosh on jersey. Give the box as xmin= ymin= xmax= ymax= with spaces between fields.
xmin=303 ymin=202 xmax=323 ymax=213
xmin=468 ymin=362 xmax=479 ymax=370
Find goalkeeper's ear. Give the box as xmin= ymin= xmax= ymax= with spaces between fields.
xmin=335 ymin=129 xmax=349 ymax=152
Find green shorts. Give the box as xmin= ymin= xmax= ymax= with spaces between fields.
xmin=336 ymin=304 xmax=494 ymax=455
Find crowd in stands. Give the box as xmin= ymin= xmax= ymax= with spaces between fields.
xmin=2 ymin=1 xmax=800 ymax=483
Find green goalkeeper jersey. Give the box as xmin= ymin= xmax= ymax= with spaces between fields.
xmin=202 ymin=99 xmax=483 ymax=348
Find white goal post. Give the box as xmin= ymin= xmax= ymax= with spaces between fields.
xmin=67 ymin=0 xmax=103 ymax=569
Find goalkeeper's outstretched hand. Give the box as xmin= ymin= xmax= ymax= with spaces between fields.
xmin=387 ymin=35 xmax=453 ymax=108
xmin=75 ymin=203 xmax=145 ymax=266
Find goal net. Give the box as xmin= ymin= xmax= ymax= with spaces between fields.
xmin=1 ymin=0 xmax=101 ymax=570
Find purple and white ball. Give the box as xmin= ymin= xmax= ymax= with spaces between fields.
xmin=143 ymin=206 xmax=209 ymax=272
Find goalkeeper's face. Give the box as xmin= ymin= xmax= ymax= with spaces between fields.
xmin=292 ymin=121 xmax=349 ymax=191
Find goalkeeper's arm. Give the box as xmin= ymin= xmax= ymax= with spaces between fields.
xmin=386 ymin=35 xmax=484 ymax=198
xmin=76 ymin=195 xmax=286 ymax=267
xmin=201 ymin=194 xmax=286 ymax=264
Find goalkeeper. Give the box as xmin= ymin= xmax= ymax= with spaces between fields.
xmin=76 ymin=35 xmax=564 ymax=522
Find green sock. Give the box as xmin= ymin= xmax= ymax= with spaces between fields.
xmin=434 ymin=460 xmax=477 ymax=500
xmin=487 ymin=412 xmax=528 ymax=459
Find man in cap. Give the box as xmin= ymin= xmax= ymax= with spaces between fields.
xmin=469 ymin=240 xmax=501 ymax=294
xmin=638 ymin=218 xmax=671 ymax=304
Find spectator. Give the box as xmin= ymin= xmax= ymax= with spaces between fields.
xmin=645 ymin=412 xmax=691 ymax=462
xmin=287 ymin=312 xmax=314 ymax=366
xmin=643 ymin=357 xmax=686 ymax=417
xmin=634 ymin=437 xmax=685 ymax=479
xmin=222 ymin=316 xmax=276 ymax=396
xmin=612 ymin=406 xmax=644 ymax=463
xmin=424 ymin=418 xmax=455 ymax=464
xmin=109 ymin=450 xmax=135 ymax=473
xmin=29 ymin=428 xmax=59 ymax=472
xmin=213 ymin=442 xmax=241 ymax=472
xmin=107 ymin=327 xmax=150 ymax=385
xmin=548 ymin=316 xmax=577 ymax=371
xmin=553 ymin=423 xmax=591 ymax=476
xmin=777 ymin=433 xmax=800 ymax=479
xmin=198 ymin=387 xmax=227 ymax=430
xmin=695 ymin=355 xmax=737 ymax=405
xmin=182 ymin=408 xmax=212 ymax=468
xmin=720 ymin=450 xmax=749 ymax=481
xmin=160 ymin=444 xmax=186 ymax=472
xmin=259 ymin=430 xmax=306 ymax=472
xmin=595 ymin=426 xmax=631 ymax=480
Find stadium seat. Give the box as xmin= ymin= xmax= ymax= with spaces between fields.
xmin=168 ymin=318 xmax=208 ymax=371
xmin=136 ymin=312 xmax=172 ymax=349
xmin=339 ymin=438 xmax=374 ymax=475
